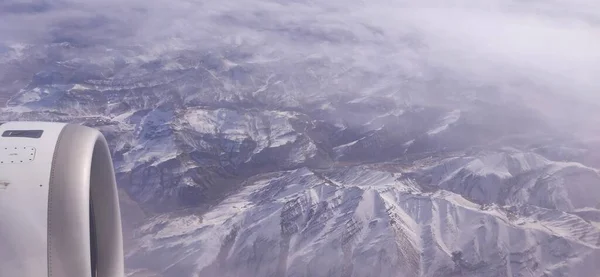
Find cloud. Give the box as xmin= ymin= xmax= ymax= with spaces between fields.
xmin=399 ymin=1 xmax=600 ymax=98
xmin=1 ymin=0 xmax=599 ymax=108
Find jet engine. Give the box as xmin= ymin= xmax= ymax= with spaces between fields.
xmin=0 ymin=121 xmax=124 ymax=277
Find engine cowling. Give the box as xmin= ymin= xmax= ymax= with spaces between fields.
xmin=0 ymin=121 xmax=124 ymax=277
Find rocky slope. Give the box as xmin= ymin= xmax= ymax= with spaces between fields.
xmin=128 ymin=163 xmax=600 ymax=277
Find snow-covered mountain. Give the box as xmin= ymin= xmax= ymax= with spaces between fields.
xmin=3 ymin=49 xmax=600 ymax=276
xmin=129 ymin=163 xmax=600 ymax=277
xmin=2 ymin=0 xmax=600 ymax=276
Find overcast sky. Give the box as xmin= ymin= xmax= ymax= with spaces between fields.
xmin=1 ymin=0 xmax=599 ymax=106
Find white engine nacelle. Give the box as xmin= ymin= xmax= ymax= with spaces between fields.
xmin=0 ymin=121 xmax=124 ymax=277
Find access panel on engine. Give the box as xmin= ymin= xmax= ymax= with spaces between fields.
xmin=0 ymin=146 xmax=37 ymax=164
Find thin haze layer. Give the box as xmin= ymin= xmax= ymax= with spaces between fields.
xmin=1 ymin=0 xmax=599 ymax=124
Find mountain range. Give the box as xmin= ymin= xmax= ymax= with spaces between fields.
xmin=1 ymin=2 xmax=600 ymax=275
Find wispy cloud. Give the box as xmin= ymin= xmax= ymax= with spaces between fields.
xmin=1 ymin=0 xmax=599 ymax=108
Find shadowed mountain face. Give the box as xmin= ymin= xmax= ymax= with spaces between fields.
xmin=1 ymin=0 xmax=600 ymax=276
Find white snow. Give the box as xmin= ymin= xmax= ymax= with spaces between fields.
xmin=69 ymin=84 xmax=91 ymax=91
xmin=183 ymin=108 xmax=300 ymax=149
xmin=427 ymin=109 xmax=461 ymax=136
xmin=129 ymin=159 xmax=600 ymax=277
